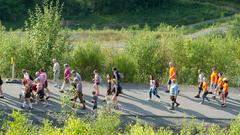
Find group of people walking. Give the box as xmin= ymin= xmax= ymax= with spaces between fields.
xmin=17 ymin=59 xmax=124 ymax=111
xmin=0 ymin=60 xmax=231 ymax=111
xmin=195 ymin=67 xmax=229 ymax=107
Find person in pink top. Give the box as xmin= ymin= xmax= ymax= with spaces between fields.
xmin=40 ymin=68 xmax=50 ymax=99
xmin=60 ymin=64 xmax=71 ymax=93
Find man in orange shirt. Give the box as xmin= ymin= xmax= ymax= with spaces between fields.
xmin=221 ymin=78 xmax=229 ymax=107
xmin=210 ymin=67 xmax=218 ymax=94
xmin=167 ymin=62 xmax=176 ymax=93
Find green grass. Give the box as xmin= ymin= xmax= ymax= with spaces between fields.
xmin=66 ymin=0 xmax=235 ymax=29
xmin=2 ymin=0 xmax=236 ymax=30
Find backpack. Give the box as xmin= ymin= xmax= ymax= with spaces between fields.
xmin=117 ymin=72 xmax=124 ymax=80
xmin=155 ymin=79 xmax=160 ymax=88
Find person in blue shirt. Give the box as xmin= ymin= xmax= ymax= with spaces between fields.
xmin=169 ymin=80 xmax=180 ymax=110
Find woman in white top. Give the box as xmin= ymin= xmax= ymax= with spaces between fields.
xmin=195 ymin=69 xmax=204 ymax=98
xmin=147 ymin=75 xmax=160 ymax=101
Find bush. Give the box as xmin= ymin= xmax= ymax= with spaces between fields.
xmin=70 ymin=40 xmax=105 ymax=80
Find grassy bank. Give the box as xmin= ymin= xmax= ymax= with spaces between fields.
xmin=2 ymin=0 xmax=236 ymax=30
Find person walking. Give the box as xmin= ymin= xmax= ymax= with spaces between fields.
xmin=93 ymin=70 xmax=100 ymax=96
xmin=210 ymin=67 xmax=218 ymax=94
xmin=60 ymin=64 xmax=71 ymax=93
xmin=169 ymin=80 xmax=180 ymax=110
xmin=195 ymin=69 xmax=204 ymax=98
xmin=147 ymin=75 xmax=161 ymax=101
xmin=167 ymin=62 xmax=176 ymax=93
xmin=52 ymin=59 xmax=60 ymax=88
xmin=112 ymin=67 xmax=122 ymax=94
xmin=0 ymin=75 xmax=4 ymax=98
xmin=199 ymin=77 xmax=210 ymax=104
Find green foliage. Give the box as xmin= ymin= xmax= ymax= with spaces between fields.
xmin=111 ymin=54 xmax=137 ymax=82
xmin=91 ymin=111 xmax=121 ymax=135
xmin=3 ymin=111 xmax=37 ymax=135
xmin=25 ymin=0 xmax=68 ymax=71
xmin=228 ymin=115 xmax=240 ymax=135
xmin=1 ymin=111 xmax=240 ymax=134
xmin=1 ymin=0 xmax=236 ymax=29
xmin=63 ymin=116 xmax=90 ymax=135
xmin=70 ymin=40 xmax=105 ymax=80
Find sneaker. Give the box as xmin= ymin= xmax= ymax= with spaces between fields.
xmin=46 ymin=96 xmax=50 ymax=100
xmin=169 ymin=107 xmax=174 ymax=110
xmin=145 ymin=98 xmax=151 ymax=101
xmin=0 ymin=96 xmax=4 ymax=98
xmin=176 ymin=103 xmax=180 ymax=107
xmin=81 ymin=106 xmax=86 ymax=110
xmin=165 ymin=90 xmax=170 ymax=93
xmin=199 ymin=102 xmax=203 ymax=104
xmin=59 ymin=90 xmax=64 ymax=93
xmin=194 ymin=95 xmax=200 ymax=98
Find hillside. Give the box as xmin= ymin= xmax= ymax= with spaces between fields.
xmin=1 ymin=0 xmax=239 ymax=30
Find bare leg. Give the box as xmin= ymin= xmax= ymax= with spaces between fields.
xmin=0 ymin=85 xmax=4 ymax=98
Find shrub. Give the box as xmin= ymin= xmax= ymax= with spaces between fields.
xmin=70 ymin=40 xmax=105 ymax=80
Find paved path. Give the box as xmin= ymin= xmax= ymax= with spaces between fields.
xmin=0 ymin=82 xmax=239 ymax=126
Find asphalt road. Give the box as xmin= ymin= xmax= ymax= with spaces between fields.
xmin=0 ymin=81 xmax=239 ymax=127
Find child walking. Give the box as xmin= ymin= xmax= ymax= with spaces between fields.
xmin=0 ymin=75 xmax=4 ymax=98
xmin=93 ymin=70 xmax=100 ymax=96
xmin=221 ymin=78 xmax=229 ymax=107
xmin=195 ymin=69 xmax=204 ymax=98
xmin=21 ymin=84 xmax=33 ymax=110
xmin=147 ymin=75 xmax=160 ymax=101
xmin=213 ymin=72 xmax=223 ymax=99
xmin=169 ymin=80 xmax=180 ymax=110
xmin=199 ymin=77 xmax=210 ymax=104
xmin=92 ymin=91 xmax=98 ymax=116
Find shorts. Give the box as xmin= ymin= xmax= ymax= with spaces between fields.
xmin=222 ymin=92 xmax=228 ymax=98
xmin=168 ymin=79 xmax=172 ymax=85
xmin=113 ymin=88 xmax=120 ymax=97
xmin=37 ymin=89 xmax=45 ymax=99
xmin=198 ymin=82 xmax=203 ymax=90
xmin=25 ymin=92 xmax=31 ymax=98
xmin=44 ymin=81 xmax=48 ymax=88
